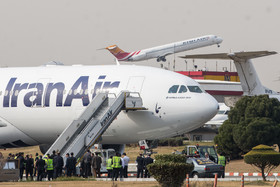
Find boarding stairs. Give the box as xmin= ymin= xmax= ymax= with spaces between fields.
xmin=44 ymin=91 xmax=145 ymax=163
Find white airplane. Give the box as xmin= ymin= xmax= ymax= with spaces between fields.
xmin=0 ymin=64 xmax=218 ymax=153
xmin=180 ymin=51 xmax=280 ymax=100
xmin=205 ymin=103 xmax=230 ymax=128
xmin=105 ymin=35 xmax=223 ymax=62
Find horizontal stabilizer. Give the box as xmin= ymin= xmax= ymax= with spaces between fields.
xmin=180 ymin=51 xmax=277 ymax=61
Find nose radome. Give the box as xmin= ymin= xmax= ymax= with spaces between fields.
xmin=217 ymin=37 xmax=223 ymax=44
xmin=201 ymin=94 xmax=219 ymax=121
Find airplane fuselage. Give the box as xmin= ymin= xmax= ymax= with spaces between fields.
xmin=0 ymin=65 xmax=218 ymax=148
xmin=122 ymin=35 xmax=222 ymax=62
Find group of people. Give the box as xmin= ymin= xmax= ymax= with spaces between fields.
xmin=3 ymin=150 xmax=155 ymax=181
xmin=79 ymin=150 xmax=103 ymax=178
xmin=7 ymin=151 xmax=74 ymax=181
xmin=136 ymin=153 xmax=154 ymax=178
xmin=106 ymin=152 xmax=130 ymax=181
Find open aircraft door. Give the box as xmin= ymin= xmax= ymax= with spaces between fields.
xmin=126 ymin=76 xmax=145 ymax=93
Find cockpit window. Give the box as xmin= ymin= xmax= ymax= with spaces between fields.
xmin=188 ymin=86 xmax=203 ymax=93
xmin=178 ymin=85 xmax=188 ymax=93
xmin=168 ymin=85 xmax=179 ymax=93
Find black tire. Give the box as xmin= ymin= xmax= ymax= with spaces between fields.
xmin=192 ymin=172 xmax=199 ymax=178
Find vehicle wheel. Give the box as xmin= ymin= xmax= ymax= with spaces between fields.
xmin=192 ymin=172 xmax=199 ymax=179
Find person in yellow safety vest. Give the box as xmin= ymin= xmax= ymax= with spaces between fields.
xmin=112 ymin=153 xmax=122 ymax=181
xmin=106 ymin=156 xmax=113 ymax=178
xmin=218 ymin=155 xmax=226 ymax=178
xmin=46 ymin=154 xmax=54 ymax=181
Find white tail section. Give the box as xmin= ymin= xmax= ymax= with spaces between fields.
xmin=180 ymin=51 xmax=277 ymax=96
xmin=234 ymin=59 xmax=265 ymax=95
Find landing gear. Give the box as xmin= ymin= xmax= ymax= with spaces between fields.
xmin=156 ymin=56 xmax=167 ymax=62
xmin=217 ymin=44 xmax=220 ymax=47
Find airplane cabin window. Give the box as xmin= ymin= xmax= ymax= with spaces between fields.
xmin=168 ymin=85 xmax=179 ymax=93
xmin=187 ymin=86 xmax=203 ymax=93
xmin=178 ymin=85 xmax=188 ymax=93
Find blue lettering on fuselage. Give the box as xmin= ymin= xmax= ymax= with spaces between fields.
xmin=3 ymin=76 xmax=120 ymax=107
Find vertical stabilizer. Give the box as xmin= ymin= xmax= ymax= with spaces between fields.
xmin=233 ymin=59 xmax=265 ymax=95
xmin=105 ymin=45 xmax=131 ymax=61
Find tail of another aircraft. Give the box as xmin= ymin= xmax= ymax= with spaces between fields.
xmin=105 ymin=45 xmax=132 ymax=61
xmin=180 ymin=51 xmax=278 ymax=96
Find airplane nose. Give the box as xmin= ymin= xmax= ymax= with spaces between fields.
xmin=217 ymin=37 xmax=223 ymax=44
xmin=200 ymin=94 xmax=219 ymax=122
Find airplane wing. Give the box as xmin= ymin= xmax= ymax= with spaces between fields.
xmin=180 ymin=51 xmax=277 ymax=61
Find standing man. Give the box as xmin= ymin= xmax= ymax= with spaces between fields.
xmin=83 ymin=150 xmax=92 ymax=178
xmin=70 ymin=152 xmax=77 ymax=176
xmin=91 ymin=153 xmax=97 ymax=177
xmin=92 ymin=153 xmax=102 ymax=178
xmin=34 ymin=153 xmax=39 ymax=177
xmin=112 ymin=153 xmax=122 ymax=181
xmin=18 ymin=152 xmax=25 ymax=181
xmin=106 ymin=156 xmax=113 ymax=178
xmin=55 ymin=152 xmax=64 ymax=178
xmin=46 ymin=154 xmax=54 ymax=181
xmin=144 ymin=154 xmax=154 ymax=178
xmin=122 ymin=153 xmax=130 ymax=178
xmin=26 ymin=154 xmax=34 ymax=181
xmin=36 ymin=155 xmax=46 ymax=181
xmin=120 ymin=155 xmax=125 ymax=178
xmin=218 ymin=154 xmax=226 ymax=178
xmin=136 ymin=153 xmax=144 ymax=178
xmin=65 ymin=153 xmax=71 ymax=176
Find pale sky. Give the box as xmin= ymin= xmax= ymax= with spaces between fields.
xmin=0 ymin=0 xmax=279 ymax=91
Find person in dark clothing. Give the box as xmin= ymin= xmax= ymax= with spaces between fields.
xmin=26 ymin=154 xmax=34 ymax=180
xmin=53 ymin=153 xmax=58 ymax=179
xmin=80 ymin=159 xmax=85 ymax=177
xmin=55 ymin=152 xmax=64 ymax=178
xmin=34 ymin=153 xmax=39 ymax=177
xmin=51 ymin=150 xmax=56 ymax=159
xmin=92 ymin=153 xmax=102 ymax=178
xmin=83 ymin=150 xmax=92 ymax=178
xmin=70 ymin=152 xmax=77 ymax=176
xmin=136 ymin=153 xmax=144 ymax=178
xmin=36 ymin=155 xmax=46 ymax=181
xmin=144 ymin=154 xmax=154 ymax=178
xmin=18 ymin=152 xmax=25 ymax=181
xmin=65 ymin=153 xmax=71 ymax=176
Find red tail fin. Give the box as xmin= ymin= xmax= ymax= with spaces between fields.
xmin=105 ymin=45 xmax=131 ymax=61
